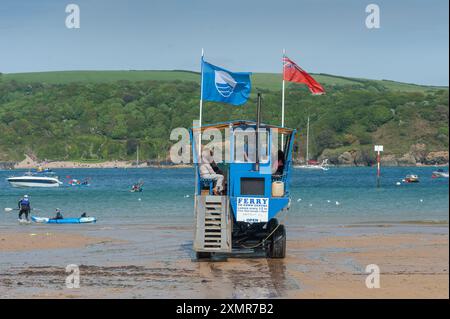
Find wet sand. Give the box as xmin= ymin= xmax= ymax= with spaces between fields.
xmin=0 ymin=232 xmax=112 ymax=252
xmin=0 ymin=224 xmax=448 ymax=299
xmin=285 ymin=232 xmax=449 ymax=298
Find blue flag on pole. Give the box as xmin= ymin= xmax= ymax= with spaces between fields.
xmin=201 ymin=59 xmax=251 ymax=106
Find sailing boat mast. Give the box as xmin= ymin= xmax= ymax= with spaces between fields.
xmin=136 ymin=144 xmax=139 ymax=166
xmin=305 ymin=116 xmax=310 ymax=164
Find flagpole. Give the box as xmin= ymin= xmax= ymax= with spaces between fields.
xmin=198 ymin=48 xmax=204 ymax=162
xmin=306 ymin=115 xmax=310 ymax=163
xmin=281 ymin=48 xmax=286 ymax=151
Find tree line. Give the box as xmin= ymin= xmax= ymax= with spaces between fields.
xmin=0 ymin=77 xmax=448 ymax=162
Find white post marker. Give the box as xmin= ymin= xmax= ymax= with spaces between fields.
xmin=374 ymin=145 xmax=384 ymax=187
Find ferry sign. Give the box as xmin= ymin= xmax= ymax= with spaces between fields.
xmin=236 ymin=197 xmax=269 ymax=223
xmin=374 ymin=145 xmax=384 ymax=152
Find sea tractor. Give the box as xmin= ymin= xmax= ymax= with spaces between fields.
xmin=190 ymin=94 xmax=296 ymax=259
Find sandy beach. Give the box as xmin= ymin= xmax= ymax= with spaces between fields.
xmin=0 ymin=223 xmax=447 ymax=299
xmin=8 ymin=154 xmax=446 ymax=170
xmin=10 ymin=154 xmax=191 ymax=169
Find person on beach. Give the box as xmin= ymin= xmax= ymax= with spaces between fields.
xmin=18 ymin=195 xmax=31 ymax=221
xmin=200 ymin=147 xmax=224 ymax=195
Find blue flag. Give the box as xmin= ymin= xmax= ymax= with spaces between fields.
xmin=201 ymin=59 xmax=251 ymax=106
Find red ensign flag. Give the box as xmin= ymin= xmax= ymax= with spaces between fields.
xmin=283 ymin=56 xmax=325 ymax=95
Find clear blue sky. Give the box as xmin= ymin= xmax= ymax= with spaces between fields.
xmin=0 ymin=0 xmax=448 ymax=85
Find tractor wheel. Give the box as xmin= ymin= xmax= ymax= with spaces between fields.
xmin=267 ymin=225 xmax=286 ymax=259
xmin=266 ymin=218 xmax=279 ymax=232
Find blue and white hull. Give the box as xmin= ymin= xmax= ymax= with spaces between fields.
xmin=7 ymin=176 xmax=63 ymax=188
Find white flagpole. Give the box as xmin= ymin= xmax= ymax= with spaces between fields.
xmin=306 ymin=116 xmax=310 ymax=163
xmin=281 ymin=48 xmax=286 ymax=151
xmin=198 ymin=48 xmax=204 ymax=163
xmin=199 ymin=48 xmax=204 ymax=129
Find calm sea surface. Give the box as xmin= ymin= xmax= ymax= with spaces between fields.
xmin=0 ymin=166 xmax=448 ymax=227
xmin=0 ymin=166 xmax=448 ymax=298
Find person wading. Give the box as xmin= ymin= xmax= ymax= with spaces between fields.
xmin=18 ymin=195 xmax=31 ymax=221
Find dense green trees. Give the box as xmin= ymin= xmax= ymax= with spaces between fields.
xmin=0 ymin=78 xmax=448 ymax=162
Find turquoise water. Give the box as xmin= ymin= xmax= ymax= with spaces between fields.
xmin=0 ymin=166 xmax=448 ymax=227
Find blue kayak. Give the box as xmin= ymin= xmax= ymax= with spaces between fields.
xmin=31 ymin=216 xmax=96 ymax=224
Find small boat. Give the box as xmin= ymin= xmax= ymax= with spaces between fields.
xmin=404 ymin=174 xmax=420 ymax=183
xmin=293 ymin=117 xmax=330 ymax=171
xmin=7 ymin=173 xmax=63 ymax=188
xmin=68 ymin=178 xmax=90 ymax=186
xmin=35 ymin=167 xmax=55 ymax=175
xmin=130 ymin=180 xmax=144 ymax=192
xmin=130 ymin=185 xmax=143 ymax=192
xmin=31 ymin=216 xmax=96 ymax=224
xmin=295 ymin=159 xmax=329 ymax=171
xmin=432 ymin=169 xmax=449 ymax=179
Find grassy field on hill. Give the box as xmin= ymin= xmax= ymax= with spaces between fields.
xmin=2 ymin=70 xmax=445 ymax=93
xmin=0 ymin=70 xmax=448 ymax=163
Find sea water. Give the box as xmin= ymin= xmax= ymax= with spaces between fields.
xmin=0 ymin=166 xmax=448 ymax=228
xmin=0 ymin=166 xmax=448 ymax=295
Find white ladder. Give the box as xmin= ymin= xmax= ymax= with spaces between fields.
xmin=193 ymin=195 xmax=232 ymax=253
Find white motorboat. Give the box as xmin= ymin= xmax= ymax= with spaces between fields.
xmin=7 ymin=174 xmax=62 ymax=188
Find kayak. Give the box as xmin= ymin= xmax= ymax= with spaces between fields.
xmin=31 ymin=216 xmax=97 ymax=224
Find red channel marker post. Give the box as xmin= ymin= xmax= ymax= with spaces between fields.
xmin=374 ymin=145 xmax=384 ymax=187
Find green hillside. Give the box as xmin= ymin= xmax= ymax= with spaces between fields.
xmin=2 ymin=70 xmax=445 ymax=92
xmin=0 ymin=71 xmax=448 ymax=163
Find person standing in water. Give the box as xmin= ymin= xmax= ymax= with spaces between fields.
xmin=18 ymin=195 xmax=31 ymax=221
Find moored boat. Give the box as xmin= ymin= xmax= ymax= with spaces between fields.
xmin=7 ymin=174 xmax=62 ymax=188
xmin=293 ymin=117 xmax=330 ymax=171
xmin=294 ymin=159 xmax=329 ymax=171
xmin=404 ymin=174 xmax=420 ymax=183
xmin=432 ymin=169 xmax=449 ymax=179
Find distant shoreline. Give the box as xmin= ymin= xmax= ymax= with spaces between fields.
xmin=0 ymin=162 xmax=448 ymax=170
xmin=0 ymin=153 xmax=448 ymax=170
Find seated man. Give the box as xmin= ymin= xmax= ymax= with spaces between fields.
xmin=52 ymin=208 xmax=64 ymax=220
xmin=200 ymin=147 xmax=224 ymax=195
